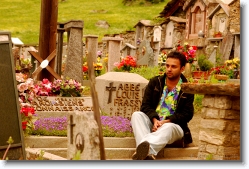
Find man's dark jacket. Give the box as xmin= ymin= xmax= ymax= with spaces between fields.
xmin=140 ymin=73 xmax=194 ymax=144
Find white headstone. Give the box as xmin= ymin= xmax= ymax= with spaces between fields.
xmin=67 ymin=111 xmax=100 ymax=160
xmin=153 ymin=26 xmax=162 ymax=42
xmin=11 ymin=37 xmax=24 ymax=47
xmin=95 ymin=72 xmax=149 ymax=120
xmin=165 ymin=21 xmax=174 ymax=48
xmin=218 ymin=17 xmax=226 ymax=33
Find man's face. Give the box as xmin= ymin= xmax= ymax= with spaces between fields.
xmin=165 ymin=58 xmax=185 ymax=80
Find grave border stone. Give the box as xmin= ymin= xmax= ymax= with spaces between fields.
xmin=0 ymin=31 xmax=26 ymax=160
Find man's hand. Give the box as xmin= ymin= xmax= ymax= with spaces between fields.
xmin=152 ymin=118 xmax=171 ymax=132
xmin=152 ymin=118 xmax=161 ymax=132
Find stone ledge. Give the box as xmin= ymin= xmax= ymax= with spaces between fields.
xmin=24 ymin=136 xmax=195 ymax=149
xmin=24 ymin=136 xmax=199 ymax=160
xmin=25 ymin=147 xmax=199 ymax=160
xmin=181 ymin=83 xmax=240 ymax=96
xmin=26 ymin=148 xmax=67 ymax=160
xmin=24 ymin=136 xmax=136 ymax=148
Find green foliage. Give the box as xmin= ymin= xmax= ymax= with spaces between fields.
xmin=35 ymin=150 xmax=45 ymax=160
xmin=206 ymin=154 xmax=213 ymax=160
xmin=1 ymin=0 xmax=167 ymax=44
xmin=193 ymin=94 xmax=204 ymax=113
xmin=6 ymin=136 xmax=14 ymax=144
xmin=146 ymin=0 xmax=165 ymax=4
xmin=1 ymin=136 xmax=14 ymax=160
xmin=31 ymin=129 xmax=67 ymax=137
xmin=197 ymin=54 xmax=214 ymax=71
xmin=129 ymin=66 xmax=163 ymax=80
xmin=123 ymin=0 xmax=165 ymax=5
xmin=102 ymin=127 xmax=134 ymax=137
xmin=72 ymin=150 xmax=81 ymax=160
xmin=82 ymin=86 xmax=91 ymax=96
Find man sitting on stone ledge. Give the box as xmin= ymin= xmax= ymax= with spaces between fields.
xmin=131 ymin=51 xmax=194 ymax=160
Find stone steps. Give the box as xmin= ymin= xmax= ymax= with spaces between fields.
xmin=25 ymin=136 xmax=199 ymax=160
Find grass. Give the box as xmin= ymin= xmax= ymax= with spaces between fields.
xmin=0 ymin=0 xmax=168 ymax=44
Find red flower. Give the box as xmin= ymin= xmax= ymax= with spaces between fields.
xmin=22 ymin=121 xmax=27 ymax=130
xmin=115 ymin=55 xmax=137 ymax=71
xmin=42 ymin=78 xmax=50 ymax=84
xmin=20 ymin=106 xmax=35 ymax=116
xmin=82 ymin=65 xmax=88 ymax=72
xmin=176 ymin=42 xmax=196 ymax=63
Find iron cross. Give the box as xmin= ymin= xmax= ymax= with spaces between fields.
xmin=69 ymin=115 xmax=75 ymax=144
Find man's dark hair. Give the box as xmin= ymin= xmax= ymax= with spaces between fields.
xmin=166 ymin=51 xmax=187 ymax=67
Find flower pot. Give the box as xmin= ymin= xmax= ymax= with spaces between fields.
xmin=214 ymin=74 xmax=228 ymax=81
xmin=192 ymin=71 xmax=210 ymax=80
xmin=233 ymin=69 xmax=239 ymax=79
xmin=214 ymin=34 xmax=222 ymax=38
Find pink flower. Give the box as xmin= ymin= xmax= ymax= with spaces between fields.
xmin=16 ymin=73 xmax=26 ymax=82
xmin=17 ymin=83 xmax=28 ymax=92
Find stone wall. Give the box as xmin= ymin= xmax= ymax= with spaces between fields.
xmin=229 ymin=0 xmax=240 ymax=33
xmin=181 ymin=82 xmax=240 ymax=160
xmin=198 ymin=95 xmax=240 ymax=160
xmin=120 ymin=31 xmax=136 ymax=47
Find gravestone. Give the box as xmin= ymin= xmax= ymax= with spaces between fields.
xmin=234 ymin=33 xmax=240 ymax=58
xmin=136 ymin=40 xmax=154 ymax=67
xmin=84 ymin=35 xmax=98 ymax=63
xmin=63 ymin=20 xmax=84 ymax=84
xmin=121 ymin=43 xmax=136 ymax=57
xmin=0 ymin=32 xmax=26 ymax=160
xmin=102 ymin=37 xmax=123 ymax=72
xmin=153 ymin=26 xmax=162 ymax=42
xmin=220 ymin=31 xmax=234 ymax=60
xmin=208 ymin=47 xmax=217 ymax=65
xmin=165 ymin=21 xmax=174 ymax=48
xmin=67 ymin=111 xmax=100 ymax=160
xmin=32 ymin=96 xmax=93 ymax=118
xmin=95 ymin=72 xmax=149 ymax=120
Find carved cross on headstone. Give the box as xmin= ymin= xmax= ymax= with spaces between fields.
xmin=105 ymin=82 xmax=116 ymax=104
xmin=29 ymin=49 xmax=61 ymax=80
xmin=69 ymin=115 xmax=75 ymax=144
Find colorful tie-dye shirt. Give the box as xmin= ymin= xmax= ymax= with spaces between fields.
xmin=156 ymin=78 xmax=182 ymax=121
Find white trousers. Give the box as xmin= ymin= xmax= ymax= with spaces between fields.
xmin=131 ymin=111 xmax=184 ymax=155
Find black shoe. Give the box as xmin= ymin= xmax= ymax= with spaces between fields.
xmin=132 ymin=141 xmax=150 ymax=160
xmin=144 ymin=154 xmax=156 ymax=160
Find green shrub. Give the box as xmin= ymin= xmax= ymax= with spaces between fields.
xmin=198 ymin=54 xmax=214 ymax=71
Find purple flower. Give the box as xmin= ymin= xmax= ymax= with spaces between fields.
xmin=33 ymin=115 xmax=134 ymax=137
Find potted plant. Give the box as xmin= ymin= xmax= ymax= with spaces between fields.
xmin=213 ymin=31 xmax=222 ymax=38
xmin=225 ymin=57 xmax=240 ymax=79
xmin=210 ymin=65 xmax=233 ymax=81
xmin=192 ymin=54 xmax=214 ymax=79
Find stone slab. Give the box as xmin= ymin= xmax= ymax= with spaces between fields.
xmin=67 ymin=111 xmax=100 ymax=160
xmin=95 ymin=72 xmax=149 ymax=120
xmin=0 ymin=31 xmax=26 ymax=160
xmin=32 ymin=96 xmax=93 ymax=118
